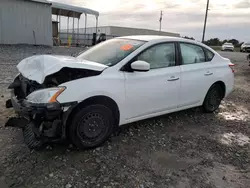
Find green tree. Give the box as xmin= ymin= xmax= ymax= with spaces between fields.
xmin=228 ymin=39 xmax=239 ymax=46
xmin=204 ymin=38 xmax=221 ymax=46
xmin=182 ymin=36 xmax=195 ymax=40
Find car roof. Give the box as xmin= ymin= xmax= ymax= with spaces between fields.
xmin=119 ymin=35 xmax=179 ymax=41
xmin=118 ymin=35 xmax=218 ymax=55
xmin=119 ymin=35 xmax=209 ymax=47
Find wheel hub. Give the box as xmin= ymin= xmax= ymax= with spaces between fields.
xmin=78 ymin=113 xmax=105 ymax=139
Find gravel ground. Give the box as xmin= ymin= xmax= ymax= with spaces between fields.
xmin=0 ymin=45 xmax=250 ymax=188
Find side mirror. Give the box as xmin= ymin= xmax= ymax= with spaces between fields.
xmin=131 ymin=60 xmax=150 ymax=72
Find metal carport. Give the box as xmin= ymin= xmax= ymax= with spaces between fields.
xmin=51 ymin=2 xmax=99 ymax=45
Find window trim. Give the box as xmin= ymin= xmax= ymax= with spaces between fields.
xmin=121 ymin=41 xmax=179 ymax=72
xmin=203 ymin=47 xmax=215 ymax=62
xmin=177 ymin=42 xmax=207 ymax=65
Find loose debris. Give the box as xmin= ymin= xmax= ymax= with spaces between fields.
xmin=0 ymin=46 xmax=249 ymax=187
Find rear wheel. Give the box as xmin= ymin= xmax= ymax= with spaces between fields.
xmin=203 ymin=84 xmax=223 ymax=113
xmin=69 ymin=104 xmax=114 ymax=149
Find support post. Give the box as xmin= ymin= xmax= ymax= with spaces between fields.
xmin=95 ymin=16 xmax=98 ymax=44
xmin=84 ymin=14 xmax=87 ymax=45
xmin=77 ymin=18 xmax=80 ymax=46
xmin=159 ymin=10 xmax=162 ymax=32
xmin=72 ymin=13 xmax=75 ymax=45
xmin=67 ymin=16 xmax=69 ymax=43
xmin=56 ymin=14 xmax=59 ymax=41
xmin=59 ymin=10 xmax=61 ymax=45
xmin=202 ymin=0 xmax=210 ymax=43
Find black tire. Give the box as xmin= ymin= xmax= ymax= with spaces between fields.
xmin=69 ymin=104 xmax=114 ymax=149
xmin=23 ymin=122 xmax=43 ymax=149
xmin=203 ymin=84 xmax=223 ymax=113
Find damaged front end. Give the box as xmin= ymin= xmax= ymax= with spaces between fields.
xmin=5 ymin=55 xmax=105 ymax=149
xmin=6 ymin=93 xmax=67 ymax=148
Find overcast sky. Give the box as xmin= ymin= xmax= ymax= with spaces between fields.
xmin=51 ymin=0 xmax=250 ymax=42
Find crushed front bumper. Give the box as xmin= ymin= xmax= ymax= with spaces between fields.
xmin=6 ymin=90 xmax=62 ymax=120
xmin=5 ymin=90 xmax=74 ymax=148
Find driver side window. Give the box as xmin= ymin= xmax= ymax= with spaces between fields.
xmin=137 ymin=43 xmax=176 ymax=69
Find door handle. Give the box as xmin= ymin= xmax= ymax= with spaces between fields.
xmin=168 ymin=77 xmax=179 ymax=81
xmin=204 ymin=72 xmax=213 ymax=76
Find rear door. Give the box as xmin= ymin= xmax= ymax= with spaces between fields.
xmin=178 ymin=42 xmax=215 ymax=108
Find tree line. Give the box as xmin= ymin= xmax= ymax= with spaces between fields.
xmin=182 ymin=36 xmax=242 ymax=47
xmin=204 ymin=38 xmax=242 ymax=47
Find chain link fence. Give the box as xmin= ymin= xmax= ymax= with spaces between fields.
xmin=56 ymin=32 xmax=117 ymax=46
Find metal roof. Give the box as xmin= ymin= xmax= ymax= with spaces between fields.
xmin=51 ymin=2 xmax=99 ymax=18
xmin=28 ymin=0 xmax=51 ymax=4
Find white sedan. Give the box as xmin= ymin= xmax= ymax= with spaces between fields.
xmin=221 ymin=43 xmax=234 ymax=51
xmin=6 ymin=36 xmax=235 ymax=149
xmin=240 ymin=42 xmax=250 ymax=52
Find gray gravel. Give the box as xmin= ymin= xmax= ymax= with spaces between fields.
xmin=0 ymin=45 xmax=250 ymax=188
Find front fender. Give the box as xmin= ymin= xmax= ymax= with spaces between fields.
xmin=56 ymin=73 xmax=126 ymax=124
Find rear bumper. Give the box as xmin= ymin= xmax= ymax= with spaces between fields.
xmin=225 ymin=74 xmax=234 ymax=98
xmin=223 ymin=47 xmax=234 ymax=51
xmin=245 ymin=47 xmax=250 ymax=52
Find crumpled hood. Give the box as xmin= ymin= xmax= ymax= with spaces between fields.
xmin=17 ymin=55 xmax=108 ymax=84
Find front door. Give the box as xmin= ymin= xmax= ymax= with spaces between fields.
xmin=124 ymin=42 xmax=181 ymax=121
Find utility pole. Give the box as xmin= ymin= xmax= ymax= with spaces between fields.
xmin=159 ymin=11 xmax=163 ymax=32
xmin=202 ymin=0 xmax=210 ymax=43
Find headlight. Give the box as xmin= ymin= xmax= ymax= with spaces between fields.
xmin=26 ymin=87 xmax=65 ymax=104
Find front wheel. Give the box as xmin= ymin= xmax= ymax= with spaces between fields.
xmin=203 ymin=85 xmax=223 ymax=113
xmin=69 ymin=104 xmax=114 ymax=149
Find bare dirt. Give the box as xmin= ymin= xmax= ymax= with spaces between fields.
xmin=0 ymin=46 xmax=249 ymax=188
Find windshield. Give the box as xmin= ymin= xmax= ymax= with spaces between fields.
xmin=77 ymin=38 xmax=146 ymax=66
xmin=224 ymin=43 xmax=233 ymax=46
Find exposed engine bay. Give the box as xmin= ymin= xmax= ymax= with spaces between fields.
xmin=9 ymin=67 xmax=101 ymax=100
xmin=6 ymin=66 xmax=102 ymax=149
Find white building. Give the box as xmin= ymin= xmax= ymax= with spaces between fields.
xmin=62 ymin=26 xmax=180 ymax=38
xmin=0 ymin=0 xmax=99 ymax=46
xmin=82 ymin=26 xmax=180 ymax=38
xmin=0 ymin=0 xmax=53 ymax=46
xmin=60 ymin=26 xmax=180 ymax=46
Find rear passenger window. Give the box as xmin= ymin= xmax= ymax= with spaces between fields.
xmin=204 ymin=48 xmax=214 ymax=61
xmin=180 ymin=43 xmax=205 ymax=65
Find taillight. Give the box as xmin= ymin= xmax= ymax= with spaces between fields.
xmin=229 ymin=63 xmax=235 ymax=73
